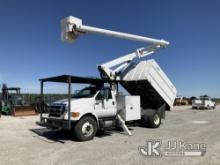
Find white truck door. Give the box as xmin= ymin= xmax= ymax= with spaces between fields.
xmin=94 ymin=88 xmax=117 ymax=118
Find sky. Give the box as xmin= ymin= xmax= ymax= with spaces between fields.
xmin=0 ymin=0 xmax=219 ymax=97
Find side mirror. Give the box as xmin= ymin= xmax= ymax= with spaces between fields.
xmin=104 ymin=89 xmax=109 ymax=101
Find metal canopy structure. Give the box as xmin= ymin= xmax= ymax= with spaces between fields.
xmin=40 ymin=74 xmax=111 ymax=84
xmin=2 ymin=87 xmax=21 ymax=91
xmin=39 ymin=74 xmax=114 ymax=130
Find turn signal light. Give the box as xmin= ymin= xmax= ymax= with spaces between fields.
xmin=71 ymin=112 xmax=80 ymax=117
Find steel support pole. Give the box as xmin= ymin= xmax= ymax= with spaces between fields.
xmin=67 ymin=77 xmax=71 ymax=130
xmin=40 ymin=80 xmax=43 ymax=122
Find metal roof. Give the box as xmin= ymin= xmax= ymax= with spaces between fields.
xmin=40 ymin=75 xmax=112 ymax=84
xmin=2 ymin=87 xmax=20 ymax=91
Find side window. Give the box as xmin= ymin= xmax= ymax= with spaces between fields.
xmin=95 ymin=88 xmax=112 ymax=100
xmin=95 ymin=91 xmax=104 ymax=100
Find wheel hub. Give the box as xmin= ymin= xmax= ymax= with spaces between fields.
xmin=154 ymin=114 xmax=160 ymax=125
xmin=82 ymin=122 xmax=94 ymax=137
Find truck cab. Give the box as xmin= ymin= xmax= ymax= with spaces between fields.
xmin=47 ymin=86 xmax=117 ymax=122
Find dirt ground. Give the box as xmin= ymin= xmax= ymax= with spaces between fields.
xmin=0 ymin=105 xmax=220 ymax=165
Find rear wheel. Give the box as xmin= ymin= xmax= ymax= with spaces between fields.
xmin=73 ymin=116 xmax=97 ymax=141
xmin=149 ymin=112 xmax=161 ymax=128
xmin=142 ymin=110 xmax=161 ymax=128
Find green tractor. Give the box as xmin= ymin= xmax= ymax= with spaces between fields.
xmin=0 ymin=84 xmax=24 ymax=115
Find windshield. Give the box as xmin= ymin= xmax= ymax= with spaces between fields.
xmin=72 ymin=87 xmax=98 ymax=98
xmin=200 ymin=97 xmax=209 ymax=101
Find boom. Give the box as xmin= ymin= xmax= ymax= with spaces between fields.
xmin=98 ymin=45 xmax=162 ymax=80
xmin=61 ymin=16 xmax=169 ymax=46
xmin=61 ymin=16 xmax=170 ymax=80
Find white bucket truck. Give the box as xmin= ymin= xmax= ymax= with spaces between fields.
xmin=39 ymin=16 xmax=177 ymax=141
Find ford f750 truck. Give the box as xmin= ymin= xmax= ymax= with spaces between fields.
xmin=39 ymin=16 xmax=177 ymax=141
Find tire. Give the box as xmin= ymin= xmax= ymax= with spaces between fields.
xmin=148 ymin=111 xmax=161 ymax=128
xmin=73 ymin=116 xmax=97 ymax=141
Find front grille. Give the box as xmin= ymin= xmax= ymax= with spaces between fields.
xmin=49 ymin=104 xmax=66 ymax=118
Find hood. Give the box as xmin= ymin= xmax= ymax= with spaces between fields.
xmin=51 ymin=97 xmax=94 ymax=106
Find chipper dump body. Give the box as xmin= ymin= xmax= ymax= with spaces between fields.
xmin=120 ymin=59 xmax=177 ymax=109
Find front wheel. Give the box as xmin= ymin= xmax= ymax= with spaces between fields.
xmin=73 ymin=116 xmax=97 ymax=141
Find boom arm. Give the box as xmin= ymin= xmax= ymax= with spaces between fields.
xmin=98 ymin=45 xmax=162 ymax=80
xmin=61 ymin=16 xmax=170 ymax=80
xmin=61 ymin=16 xmax=169 ymax=46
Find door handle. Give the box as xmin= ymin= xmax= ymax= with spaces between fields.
xmin=112 ymin=101 xmax=115 ymax=105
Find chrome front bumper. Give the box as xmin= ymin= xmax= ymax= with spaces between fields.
xmin=38 ymin=116 xmax=71 ymax=130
